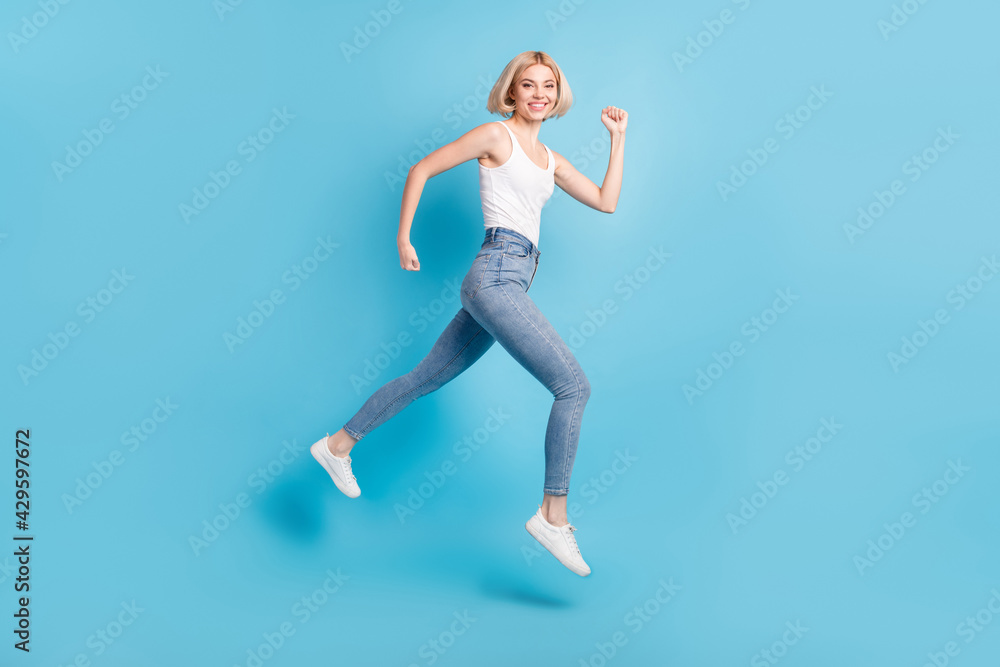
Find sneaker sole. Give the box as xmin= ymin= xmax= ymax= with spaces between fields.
xmin=525 ymin=517 xmax=591 ymax=576
xmin=310 ymin=439 xmax=360 ymax=498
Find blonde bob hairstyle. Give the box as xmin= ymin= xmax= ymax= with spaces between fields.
xmin=486 ymin=51 xmax=573 ymax=120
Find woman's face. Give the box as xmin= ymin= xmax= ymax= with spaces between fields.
xmin=510 ymin=64 xmax=557 ymax=120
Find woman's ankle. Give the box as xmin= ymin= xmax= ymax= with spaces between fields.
xmin=327 ymin=430 xmax=357 ymax=457
xmin=541 ymin=496 xmax=569 ymax=526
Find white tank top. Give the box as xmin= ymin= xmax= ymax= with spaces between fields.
xmin=479 ymin=120 xmax=555 ymax=248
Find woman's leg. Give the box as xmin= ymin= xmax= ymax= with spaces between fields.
xmin=334 ymin=306 xmax=496 ymax=455
xmin=461 ymin=242 xmax=591 ymax=521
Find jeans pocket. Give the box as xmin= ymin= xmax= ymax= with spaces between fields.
xmin=504 ymin=241 xmax=530 ymax=258
xmin=462 ymin=252 xmax=492 ymax=300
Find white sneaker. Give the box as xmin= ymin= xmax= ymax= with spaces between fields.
xmin=525 ymin=505 xmax=591 ymax=576
xmin=310 ymin=434 xmax=360 ymax=498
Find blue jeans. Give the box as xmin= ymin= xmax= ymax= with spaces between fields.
xmin=342 ymin=226 xmax=591 ymax=495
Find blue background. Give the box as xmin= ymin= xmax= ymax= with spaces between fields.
xmin=2 ymin=0 xmax=999 ymax=665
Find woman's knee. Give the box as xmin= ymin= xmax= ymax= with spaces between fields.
xmin=554 ymin=368 xmax=591 ymax=402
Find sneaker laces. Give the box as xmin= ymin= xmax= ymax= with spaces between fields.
xmin=562 ymin=524 xmax=581 ymax=556
xmin=536 ymin=506 xmax=581 ymax=555
xmin=340 ymin=457 xmax=356 ymax=483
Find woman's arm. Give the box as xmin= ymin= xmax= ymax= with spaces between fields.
xmin=396 ymin=123 xmax=506 ymax=271
xmin=553 ymin=106 xmax=628 ymax=214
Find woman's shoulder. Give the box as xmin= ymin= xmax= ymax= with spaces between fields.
xmin=463 ymin=119 xmax=507 ymax=139
xmin=477 ymin=119 xmax=507 ymax=132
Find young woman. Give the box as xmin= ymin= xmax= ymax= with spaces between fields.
xmin=311 ymin=51 xmax=627 ymax=577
